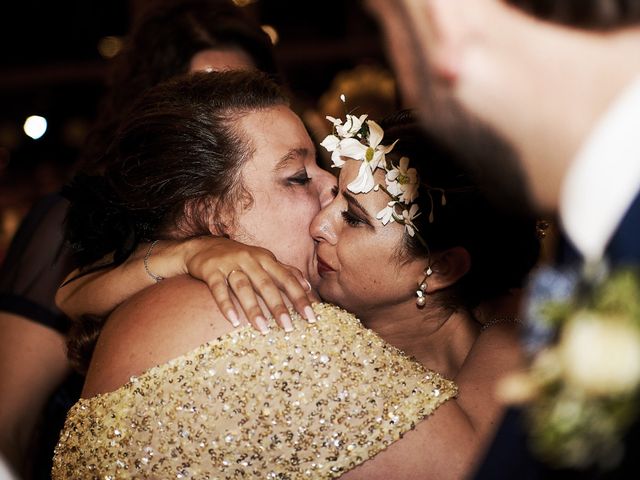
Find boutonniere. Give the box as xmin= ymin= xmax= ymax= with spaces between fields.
xmin=500 ymin=266 xmax=640 ymax=469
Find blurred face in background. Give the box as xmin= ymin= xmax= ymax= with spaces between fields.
xmin=189 ymin=47 xmax=256 ymax=72
xmin=364 ymin=0 xmax=535 ymax=214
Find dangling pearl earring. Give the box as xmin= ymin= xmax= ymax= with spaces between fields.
xmin=416 ymin=267 xmax=433 ymax=307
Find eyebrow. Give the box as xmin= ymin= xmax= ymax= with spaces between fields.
xmin=343 ymin=190 xmax=372 ymax=220
xmin=274 ymin=147 xmax=313 ymax=172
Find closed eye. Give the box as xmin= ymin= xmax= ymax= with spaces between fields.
xmin=341 ymin=210 xmax=366 ymax=227
xmin=287 ymin=169 xmax=311 ymax=186
xmin=342 ymin=190 xmax=373 ymax=228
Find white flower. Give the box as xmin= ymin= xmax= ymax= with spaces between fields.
xmin=559 ymin=312 xmax=640 ymax=396
xmin=319 ymin=134 xmax=347 ymax=168
xmin=340 ymin=120 xmax=397 ymax=193
xmin=336 ymin=137 xmax=366 ymax=160
xmin=325 ymin=114 xmax=367 ymax=139
xmin=322 ymin=107 xmax=425 ymax=238
xmin=396 ymin=203 xmax=421 ymax=236
xmin=326 ymin=115 xmax=343 ymax=127
xmin=386 ymin=156 xmax=419 ymax=203
xmin=320 ymin=134 xmax=340 ymax=152
xmin=342 ymin=120 xmax=394 ymax=166
xmin=348 ymin=160 xmax=376 ymax=194
xmin=335 ymin=114 xmax=367 ymax=138
xmin=367 ymin=120 xmax=397 ymax=162
xmin=376 ymin=201 xmax=398 ymax=225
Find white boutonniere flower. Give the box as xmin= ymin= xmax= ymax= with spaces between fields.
xmin=497 ymin=268 xmax=640 ymax=470
xmin=560 ymin=312 xmax=640 ymax=395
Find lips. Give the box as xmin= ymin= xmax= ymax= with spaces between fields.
xmin=316 ymin=255 xmax=335 ymax=275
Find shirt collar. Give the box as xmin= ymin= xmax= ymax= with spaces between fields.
xmin=560 ymin=74 xmax=640 ymax=263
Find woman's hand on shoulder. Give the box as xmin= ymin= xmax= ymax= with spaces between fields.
xmin=153 ymin=236 xmax=318 ymax=332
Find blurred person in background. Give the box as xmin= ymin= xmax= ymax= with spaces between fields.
xmin=366 ymin=0 xmax=640 ymax=477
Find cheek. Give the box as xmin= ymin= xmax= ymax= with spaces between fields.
xmin=322 ymin=237 xmax=403 ymax=313
xmin=263 ymin=193 xmax=319 ymax=268
xmin=289 ymin=196 xmax=319 ymax=247
xmin=336 ymin=230 xmax=398 ymax=292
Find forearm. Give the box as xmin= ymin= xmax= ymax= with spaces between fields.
xmin=0 ymin=425 xmax=28 ymax=476
xmin=0 ymin=313 xmax=72 ymax=473
xmin=56 ymin=241 xmax=188 ymax=319
xmin=57 ymin=236 xmax=316 ymax=329
xmin=345 ymin=329 xmax=525 ymax=479
xmin=455 ymin=325 xmax=525 ymax=435
xmin=56 ymin=261 xmax=150 ymax=320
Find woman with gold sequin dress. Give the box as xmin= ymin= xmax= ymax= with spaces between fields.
xmin=53 ymin=73 xmax=538 ymax=478
xmin=51 ymin=72 xmax=457 ymax=480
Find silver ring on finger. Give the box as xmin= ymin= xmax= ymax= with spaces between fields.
xmin=226 ymin=269 xmax=242 ymax=285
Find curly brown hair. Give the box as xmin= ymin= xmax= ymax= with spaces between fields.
xmin=65 ymin=71 xmax=288 ymax=373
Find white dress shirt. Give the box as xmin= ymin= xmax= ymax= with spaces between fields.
xmin=560 ymin=74 xmax=640 ymax=263
xmin=0 ymin=455 xmax=17 ymax=480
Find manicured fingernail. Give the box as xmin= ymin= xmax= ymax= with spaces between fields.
xmin=227 ymin=310 xmax=240 ymax=327
xmin=303 ymin=279 xmax=312 ymax=292
xmin=280 ymin=313 xmax=294 ymax=332
xmin=255 ymin=315 xmax=269 ymax=335
xmin=304 ymin=306 xmax=316 ymax=323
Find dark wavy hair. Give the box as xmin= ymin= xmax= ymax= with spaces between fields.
xmin=79 ymin=0 xmax=276 ymax=172
xmin=380 ymin=111 xmax=540 ymax=308
xmin=64 ymin=70 xmax=288 ymax=372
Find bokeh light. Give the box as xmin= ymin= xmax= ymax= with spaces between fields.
xmin=261 ymin=25 xmax=279 ymax=45
xmin=23 ymin=115 xmax=47 ymax=140
xmin=97 ymin=36 xmax=123 ymax=59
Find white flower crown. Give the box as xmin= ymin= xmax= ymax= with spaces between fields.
xmin=320 ymin=99 xmax=438 ymax=245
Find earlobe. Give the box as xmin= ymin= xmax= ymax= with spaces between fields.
xmin=416 ymin=266 xmax=432 ymax=307
xmin=425 ymin=247 xmax=471 ymax=293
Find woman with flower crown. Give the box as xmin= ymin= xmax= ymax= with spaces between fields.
xmin=53 ymin=71 xmax=538 ymax=478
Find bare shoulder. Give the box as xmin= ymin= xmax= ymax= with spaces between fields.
xmin=460 ymin=324 xmax=524 ymax=385
xmin=83 ymin=275 xmax=236 ymax=397
xmin=454 ymin=324 xmax=525 ymax=434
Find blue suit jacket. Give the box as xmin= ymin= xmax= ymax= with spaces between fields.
xmin=473 ymin=191 xmax=640 ymax=480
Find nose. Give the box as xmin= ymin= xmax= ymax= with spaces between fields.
xmin=315 ymin=168 xmax=337 ymax=209
xmin=310 ymin=202 xmax=338 ymax=245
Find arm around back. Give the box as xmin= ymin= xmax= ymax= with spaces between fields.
xmin=81 ymin=274 xmax=236 ymax=398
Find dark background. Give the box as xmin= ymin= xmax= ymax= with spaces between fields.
xmin=0 ymin=0 xmax=389 ymax=257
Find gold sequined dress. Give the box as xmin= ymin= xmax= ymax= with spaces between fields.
xmin=52 ymin=303 xmax=456 ymax=479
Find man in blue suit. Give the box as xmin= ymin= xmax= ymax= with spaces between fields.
xmin=366 ymin=0 xmax=640 ymax=477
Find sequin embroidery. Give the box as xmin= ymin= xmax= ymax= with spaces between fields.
xmin=52 ymin=303 xmax=456 ymax=479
